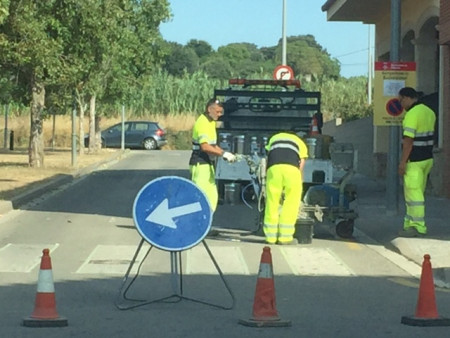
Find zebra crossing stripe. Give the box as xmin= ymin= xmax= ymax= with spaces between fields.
xmin=280 ymin=247 xmax=354 ymax=276
xmin=186 ymin=245 xmax=250 ymax=275
xmin=0 ymin=243 xmax=59 ymax=273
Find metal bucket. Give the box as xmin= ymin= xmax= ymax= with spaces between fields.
xmin=295 ymin=217 xmax=315 ymax=244
xmin=306 ymin=138 xmax=317 ymax=159
xmin=224 ymin=183 xmax=241 ymax=205
xmin=233 ymin=135 xmax=245 ymax=154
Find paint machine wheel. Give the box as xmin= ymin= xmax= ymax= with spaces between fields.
xmin=335 ymin=219 xmax=354 ymax=239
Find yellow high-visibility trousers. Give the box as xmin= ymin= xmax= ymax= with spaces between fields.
xmin=264 ymin=164 xmax=302 ymax=244
xmin=403 ymin=159 xmax=433 ymax=234
xmin=190 ymin=163 xmax=218 ymax=211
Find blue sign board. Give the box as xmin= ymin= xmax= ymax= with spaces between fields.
xmin=133 ymin=176 xmax=212 ymax=251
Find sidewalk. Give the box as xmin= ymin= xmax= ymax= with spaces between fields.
xmin=352 ymin=173 xmax=450 ymax=287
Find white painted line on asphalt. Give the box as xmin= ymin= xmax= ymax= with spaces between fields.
xmin=280 ymin=247 xmax=355 ymax=276
xmin=186 ymin=245 xmax=250 ymax=275
xmin=0 ymin=243 xmax=59 ymax=272
xmin=353 ymin=228 xmax=422 ymax=279
xmin=76 ymin=244 xmax=154 ymax=275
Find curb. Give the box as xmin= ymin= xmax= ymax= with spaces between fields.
xmin=0 ymin=149 xmax=130 ymax=216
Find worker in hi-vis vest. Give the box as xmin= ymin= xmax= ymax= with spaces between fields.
xmin=189 ymin=98 xmax=236 ymax=211
xmin=397 ymin=87 xmax=436 ymax=237
xmin=263 ymin=131 xmax=308 ymax=244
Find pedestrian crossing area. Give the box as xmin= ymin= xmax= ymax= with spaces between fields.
xmin=0 ymin=242 xmax=357 ymax=277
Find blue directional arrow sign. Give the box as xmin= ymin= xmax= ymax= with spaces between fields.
xmin=133 ymin=176 xmax=212 ymax=251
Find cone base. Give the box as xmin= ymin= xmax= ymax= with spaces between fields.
xmin=238 ymin=318 xmax=291 ymax=327
xmin=23 ymin=316 xmax=68 ymax=327
xmin=401 ymin=315 xmax=450 ymax=327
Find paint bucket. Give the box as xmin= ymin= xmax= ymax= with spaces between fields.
xmin=234 ymin=135 xmax=245 ymax=154
xmin=224 ymin=183 xmax=241 ymax=205
xmin=295 ymin=217 xmax=315 ymax=244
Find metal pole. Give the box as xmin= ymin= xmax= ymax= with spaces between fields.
xmin=121 ymin=104 xmax=125 ymax=150
xmin=3 ymin=104 xmax=9 ymax=149
xmin=281 ymin=0 xmax=287 ymax=65
xmin=72 ymin=95 xmax=77 ymax=167
xmin=368 ymin=25 xmax=372 ymax=105
xmin=386 ymin=0 xmax=401 ymax=215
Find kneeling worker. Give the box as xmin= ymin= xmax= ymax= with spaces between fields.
xmin=189 ymin=98 xmax=237 ymax=211
xmin=263 ymin=131 xmax=308 ymax=245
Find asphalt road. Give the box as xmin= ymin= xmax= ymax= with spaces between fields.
xmin=0 ymin=150 xmax=449 ymax=337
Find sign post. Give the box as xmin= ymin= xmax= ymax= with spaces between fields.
xmin=116 ymin=176 xmax=234 ymax=310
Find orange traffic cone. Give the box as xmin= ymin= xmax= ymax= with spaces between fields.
xmin=23 ymin=248 xmax=68 ymax=327
xmin=310 ymin=116 xmax=319 ymax=136
xmin=239 ymin=246 xmax=291 ymax=327
xmin=401 ymin=254 xmax=450 ymax=326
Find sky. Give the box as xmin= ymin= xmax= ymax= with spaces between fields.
xmin=159 ymin=0 xmax=374 ymax=78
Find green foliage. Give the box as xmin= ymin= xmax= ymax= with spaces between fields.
xmin=165 ymin=128 xmax=192 ymax=150
xmin=130 ymin=69 xmax=225 ymax=117
xmin=163 ymin=42 xmax=199 ymax=76
xmin=186 ymin=39 xmax=213 ymax=60
xmin=273 ymin=35 xmax=340 ymax=80
xmin=0 ymin=3 xmax=369 ymax=125
xmin=302 ymin=76 xmax=372 ymax=121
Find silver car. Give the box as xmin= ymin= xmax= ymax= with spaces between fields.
xmin=85 ymin=121 xmax=167 ymax=150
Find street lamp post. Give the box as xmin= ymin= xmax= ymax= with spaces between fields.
xmin=282 ymin=0 xmax=287 ymax=65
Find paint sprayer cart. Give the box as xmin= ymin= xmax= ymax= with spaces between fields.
xmin=301 ymin=142 xmax=358 ymax=239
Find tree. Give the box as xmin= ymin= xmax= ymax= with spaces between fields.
xmin=0 ymin=0 xmax=9 ymax=24
xmin=271 ymin=35 xmax=340 ymax=79
xmin=163 ymin=42 xmax=199 ymax=76
xmin=200 ymin=56 xmax=232 ymax=79
xmin=186 ymin=39 xmax=213 ymax=59
xmin=0 ymin=0 xmax=64 ymax=167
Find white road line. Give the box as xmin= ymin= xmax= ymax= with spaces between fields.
xmin=76 ymin=244 xmax=154 ymax=275
xmin=186 ymin=245 xmax=250 ymax=275
xmin=0 ymin=243 xmax=59 ymax=272
xmin=280 ymin=247 xmax=355 ymax=276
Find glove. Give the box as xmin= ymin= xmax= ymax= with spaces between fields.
xmin=222 ymin=151 xmax=237 ymax=162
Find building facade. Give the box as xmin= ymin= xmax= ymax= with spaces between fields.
xmin=322 ymin=0 xmax=449 ymax=198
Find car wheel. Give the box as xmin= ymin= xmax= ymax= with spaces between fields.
xmin=143 ymin=138 xmax=157 ymax=150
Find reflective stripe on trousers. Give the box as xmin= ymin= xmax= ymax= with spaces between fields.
xmin=190 ymin=163 xmax=218 ymax=211
xmin=403 ymin=158 xmax=433 ymax=234
xmin=264 ymin=164 xmax=302 ymax=243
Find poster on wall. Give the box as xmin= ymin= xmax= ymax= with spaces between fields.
xmin=373 ymin=62 xmax=416 ymax=126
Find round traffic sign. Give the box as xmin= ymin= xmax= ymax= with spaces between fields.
xmin=133 ymin=176 xmax=212 ymax=251
xmin=273 ymin=65 xmax=294 ymax=80
xmin=385 ymin=98 xmax=404 ymax=116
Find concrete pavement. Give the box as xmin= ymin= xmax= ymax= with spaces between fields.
xmin=352 ymin=173 xmax=450 ymax=287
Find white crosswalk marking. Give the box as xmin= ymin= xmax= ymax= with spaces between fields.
xmin=186 ymin=245 xmax=250 ymax=275
xmin=1 ymin=243 xmax=356 ymax=277
xmin=0 ymin=243 xmax=59 ymax=272
xmin=76 ymin=244 xmax=156 ymax=275
xmin=280 ymin=247 xmax=355 ymax=276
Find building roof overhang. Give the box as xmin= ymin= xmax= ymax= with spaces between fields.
xmin=322 ymin=0 xmax=390 ymax=24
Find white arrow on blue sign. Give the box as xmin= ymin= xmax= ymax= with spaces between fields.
xmin=133 ymin=176 xmax=212 ymax=251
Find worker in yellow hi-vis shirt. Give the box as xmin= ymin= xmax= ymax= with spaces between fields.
xmin=397 ymin=87 xmax=436 ymax=237
xmin=189 ymin=98 xmax=236 ymax=211
xmin=263 ymin=132 xmax=308 ymax=245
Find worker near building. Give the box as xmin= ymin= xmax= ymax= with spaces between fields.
xmin=189 ymin=98 xmax=236 ymax=211
xmin=397 ymin=87 xmax=436 ymax=237
xmin=263 ymin=131 xmax=308 ymax=244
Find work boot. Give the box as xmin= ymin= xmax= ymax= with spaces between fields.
xmin=398 ymin=227 xmax=425 ymax=238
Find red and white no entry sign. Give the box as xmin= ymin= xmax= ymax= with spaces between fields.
xmin=273 ymin=65 xmax=294 ymax=80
